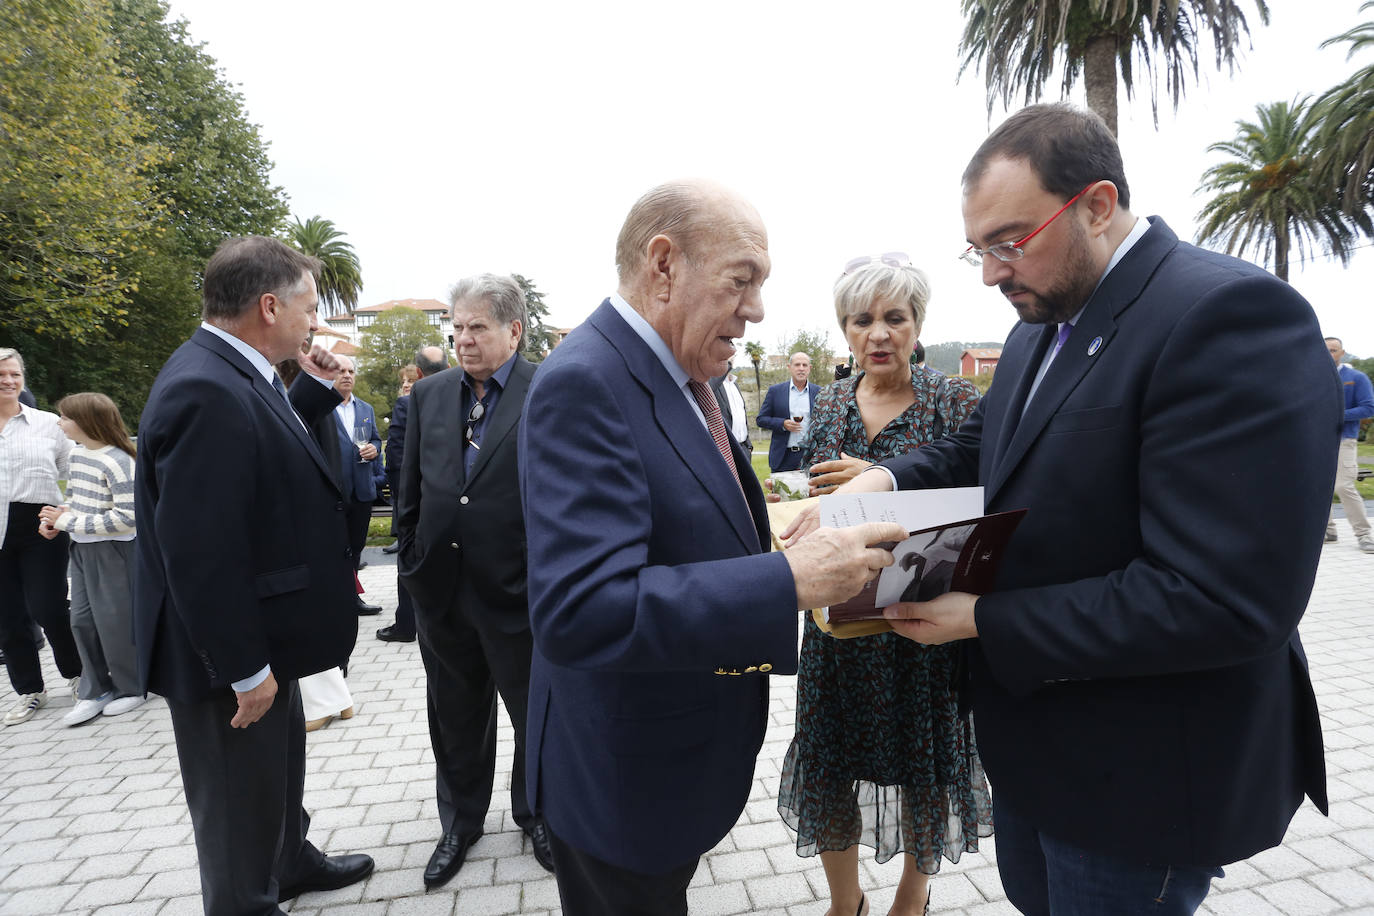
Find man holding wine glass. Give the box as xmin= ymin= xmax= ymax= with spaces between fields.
xmin=332 ymin=355 xmax=384 ymax=614
xmin=757 ymin=351 xmax=820 ymax=472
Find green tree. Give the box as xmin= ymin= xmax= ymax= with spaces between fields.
xmin=287 ymin=216 xmax=362 ymax=318
xmin=513 ymin=273 xmax=556 ymax=360
xmin=779 ymin=329 xmax=835 ymax=386
xmin=1195 ymin=99 xmax=1364 ymax=281
xmin=1313 ymin=2 xmax=1374 ymax=223
xmin=743 ymin=340 xmax=766 ymax=397
xmin=957 ymin=0 xmax=1269 ymax=136
xmin=0 ymin=0 xmax=162 ymax=343
xmin=356 ymin=307 xmax=442 ymax=426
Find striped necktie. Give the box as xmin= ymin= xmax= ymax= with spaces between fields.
xmin=686 ymin=379 xmax=745 ymax=496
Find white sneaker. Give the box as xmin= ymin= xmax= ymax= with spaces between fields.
xmin=102 ymin=695 xmax=146 ymax=716
xmin=67 ymin=677 xmax=81 ymax=701
xmin=1359 ymin=535 xmax=1374 ymax=554
xmin=3 ymin=692 xmax=48 ymax=726
xmin=63 ymin=693 xmax=112 ymax=726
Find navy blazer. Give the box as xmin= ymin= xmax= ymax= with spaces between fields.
xmin=332 ymin=397 xmax=382 ymax=503
xmin=756 ymin=379 xmax=819 ymax=470
xmin=133 ymin=329 xmax=358 ymax=702
xmin=396 ymin=360 xmax=535 ymax=625
xmin=883 ymin=219 xmax=1339 ymax=866
xmin=384 ymin=393 xmax=408 ymax=496
xmin=519 ymin=301 xmax=799 ymax=874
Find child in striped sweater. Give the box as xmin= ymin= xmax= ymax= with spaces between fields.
xmin=38 ymin=393 xmax=145 ymax=725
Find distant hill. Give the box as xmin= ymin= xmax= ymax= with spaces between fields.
xmin=924 ymin=340 xmax=1004 ymax=375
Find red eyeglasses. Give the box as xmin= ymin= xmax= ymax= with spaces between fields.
xmin=960 ymin=182 xmax=1095 ymax=266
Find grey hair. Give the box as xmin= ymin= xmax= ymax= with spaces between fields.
xmin=614 ymin=182 xmax=717 ymax=281
xmin=334 ymin=354 xmax=355 ymax=371
xmin=833 ymin=263 xmax=931 ymax=331
xmin=449 ymin=274 xmax=526 ymax=329
xmin=0 ymin=347 xmax=24 ymax=373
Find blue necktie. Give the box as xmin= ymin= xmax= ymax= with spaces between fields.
xmin=271 ymin=374 xmax=305 ymax=428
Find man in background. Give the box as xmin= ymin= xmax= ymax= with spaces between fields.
xmin=710 ymin=369 xmax=752 ymax=457
xmin=396 ymin=276 xmax=551 ymax=886
xmin=332 ymin=355 xmax=383 ymax=610
xmin=1325 ymin=336 xmax=1374 ymax=553
xmin=757 ymin=352 xmax=818 ymax=472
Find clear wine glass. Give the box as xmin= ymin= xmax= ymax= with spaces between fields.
xmin=352 ymin=424 xmax=371 ymax=463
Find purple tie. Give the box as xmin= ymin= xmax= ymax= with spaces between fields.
xmin=1051 ymin=322 xmax=1074 ymax=358
xmin=686 ymin=379 xmax=745 ymax=496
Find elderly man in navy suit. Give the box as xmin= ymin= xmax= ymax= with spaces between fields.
xmin=331 ymin=355 xmax=383 ymax=612
xmin=790 ymin=103 xmax=1339 ymax=915
xmin=134 ymin=236 xmax=373 ymax=914
xmin=519 ymin=180 xmax=906 ymax=916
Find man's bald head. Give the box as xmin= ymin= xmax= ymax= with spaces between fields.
xmin=414 ymin=345 xmax=449 ymax=378
xmin=614 ymin=179 xmax=763 ymax=286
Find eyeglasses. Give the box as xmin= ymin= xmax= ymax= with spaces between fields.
xmin=465 ymin=400 xmax=485 ymax=449
xmin=960 ymin=183 xmax=1095 ymax=266
xmin=842 ymin=251 xmax=911 ymax=275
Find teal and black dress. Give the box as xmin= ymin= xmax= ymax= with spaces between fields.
xmin=778 ymin=366 xmax=994 ymax=870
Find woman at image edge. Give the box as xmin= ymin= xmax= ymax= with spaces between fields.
xmin=777 ymin=256 xmax=991 ymax=916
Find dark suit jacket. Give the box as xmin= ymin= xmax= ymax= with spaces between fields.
xmin=332 ymin=397 xmax=382 ymax=503
xmin=883 ymin=219 xmax=1339 ymax=866
xmin=384 ymin=393 xmax=409 ymax=498
xmin=710 ymin=374 xmax=752 ymax=454
xmin=396 ymin=360 xmax=535 ymax=625
xmin=756 ymin=379 xmax=819 ymax=470
xmin=133 ymin=328 xmax=359 ymax=702
xmin=518 ymin=301 xmax=799 ymax=874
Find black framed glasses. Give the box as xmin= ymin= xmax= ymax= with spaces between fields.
xmin=465 ymin=400 xmax=485 ymax=449
xmin=960 ymin=182 xmax=1095 ymax=266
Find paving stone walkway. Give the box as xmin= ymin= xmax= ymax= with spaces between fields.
xmin=2 ymin=539 xmax=1373 ymax=915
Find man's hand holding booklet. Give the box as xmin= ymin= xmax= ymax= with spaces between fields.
xmin=771 ymin=487 xmax=1025 ymax=639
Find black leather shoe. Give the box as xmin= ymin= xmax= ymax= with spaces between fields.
xmin=424 ymin=829 xmax=482 ymax=888
xmin=356 ymin=599 xmax=382 ymax=616
xmin=377 ymin=625 xmax=416 ymax=643
xmin=527 ymin=820 xmax=554 ymax=873
xmin=381 ymin=542 xmax=400 ymax=554
xmin=357 ymin=559 xmax=369 ymax=570
xmin=278 ymin=852 xmax=374 ymax=901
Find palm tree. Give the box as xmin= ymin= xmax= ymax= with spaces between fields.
xmin=286 ymin=216 xmax=362 ymax=318
xmin=1312 ymin=2 xmax=1374 ymax=223
xmin=958 ymin=0 xmax=1269 ymax=136
xmin=744 ymin=341 xmax=765 ymax=408
xmin=1195 ymin=99 xmax=1361 ymax=281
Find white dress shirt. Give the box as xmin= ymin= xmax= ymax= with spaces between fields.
xmin=1 ymin=404 xmax=72 ymax=545
xmin=787 ymin=383 xmax=810 ymax=447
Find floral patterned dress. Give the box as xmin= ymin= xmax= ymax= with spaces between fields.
xmin=777 ymin=366 xmax=994 ymax=870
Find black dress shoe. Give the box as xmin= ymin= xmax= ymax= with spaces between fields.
xmin=424 ymin=829 xmax=482 ymax=888
xmin=377 ymin=625 xmax=416 ymax=643
xmin=357 ymin=559 xmax=369 ymax=570
xmin=356 ymin=599 xmax=382 ymax=616
xmin=526 ymin=820 xmax=555 ymax=873
xmin=381 ymin=542 xmax=400 ymax=554
xmin=278 ymin=852 xmax=374 ymax=901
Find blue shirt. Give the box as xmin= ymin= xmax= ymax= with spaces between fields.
xmin=462 ymin=351 xmax=519 ymax=477
xmin=1337 ymin=364 xmax=1374 ymax=440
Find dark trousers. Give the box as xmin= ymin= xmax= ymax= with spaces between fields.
xmin=167 ymin=680 xmax=321 ymax=916
xmin=413 ymin=594 xmax=534 ymax=837
xmin=343 ymin=500 xmax=371 ymax=570
xmin=547 ymin=825 xmax=698 ymax=916
xmin=993 ymin=795 xmax=1222 ymax=916
xmin=770 ymin=447 xmax=803 ymax=472
xmin=0 ymin=503 xmax=81 ymax=695
xmin=393 ymin=575 xmax=416 ymax=637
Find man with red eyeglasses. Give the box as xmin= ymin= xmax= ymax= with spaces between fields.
xmin=786 ymin=103 xmax=1339 ymax=915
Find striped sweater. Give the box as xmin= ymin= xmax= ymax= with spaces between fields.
xmin=56 ymin=444 xmax=136 ymax=543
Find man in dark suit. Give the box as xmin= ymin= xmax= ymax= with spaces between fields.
xmin=801 ymin=104 xmax=1340 ymax=915
xmin=133 ymin=236 xmax=373 ymax=915
xmin=378 ymin=345 xmax=450 ymax=643
xmin=395 ymin=275 xmax=553 ymax=886
xmin=331 ymin=355 xmax=383 ymax=612
xmin=756 ymin=352 xmax=819 ymax=471
xmin=518 ymin=180 xmax=906 ymax=916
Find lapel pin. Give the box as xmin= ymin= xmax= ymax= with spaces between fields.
xmin=1087 ymin=336 xmax=1103 ymax=357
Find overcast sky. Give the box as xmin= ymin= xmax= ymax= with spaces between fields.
xmin=165 ymin=0 xmax=1374 ymax=358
